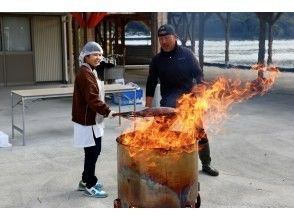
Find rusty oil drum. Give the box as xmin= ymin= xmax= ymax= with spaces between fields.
xmin=114 ymin=133 xmax=200 ymax=208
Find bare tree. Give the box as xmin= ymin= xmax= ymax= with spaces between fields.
xmin=267 ymin=13 xmax=282 ymax=65
xmin=189 ymin=13 xmax=196 ymax=53
xmin=168 ymin=13 xmax=197 ymax=53
xmin=256 ymin=13 xmax=268 ymax=66
xmin=216 ymin=12 xmax=231 ymax=67
xmin=198 ymin=13 xmax=212 ymax=70
xmin=256 ymin=12 xmax=282 ymax=77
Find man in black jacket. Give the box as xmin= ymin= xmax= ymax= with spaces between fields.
xmin=145 ymin=24 xmax=219 ymax=176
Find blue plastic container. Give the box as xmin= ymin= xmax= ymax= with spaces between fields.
xmin=111 ymin=89 xmax=143 ymax=105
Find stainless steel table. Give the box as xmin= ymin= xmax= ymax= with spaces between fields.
xmin=11 ymin=84 xmax=137 ymax=146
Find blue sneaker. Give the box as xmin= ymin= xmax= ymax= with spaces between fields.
xmin=78 ymin=180 xmax=104 ymax=191
xmin=94 ymin=182 xmax=104 ymax=190
xmin=84 ymin=186 xmax=108 ymax=198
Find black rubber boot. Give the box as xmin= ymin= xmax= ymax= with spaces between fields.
xmin=199 ymin=140 xmax=219 ymax=177
xmin=202 ymin=164 xmax=219 ymax=176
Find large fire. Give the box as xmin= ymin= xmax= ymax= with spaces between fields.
xmin=119 ymin=65 xmax=279 ymax=154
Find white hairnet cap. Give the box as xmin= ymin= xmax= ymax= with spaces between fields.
xmin=79 ymin=41 xmax=103 ymax=66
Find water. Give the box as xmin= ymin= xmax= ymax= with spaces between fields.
xmin=198 ymin=40 xmax=294 ymax=68
xmin=125 ymin=37 xmax=294 ymax=68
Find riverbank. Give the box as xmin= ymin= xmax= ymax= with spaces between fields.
xmin=204 ymin=62 xmax=294 ymax=73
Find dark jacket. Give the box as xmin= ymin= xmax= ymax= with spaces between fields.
xmin=146 ymin=44 xmax=203 ymax=107
xmin=96 ymin=60 xmax=115 ymax=80
xmin=72 ymin=65 xmax=111 ymax=125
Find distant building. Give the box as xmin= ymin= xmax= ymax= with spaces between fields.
xmin=0 ymin=13 xmax=68 ymax=86
xmin=0 ymin=12 xmax=168 ymax=86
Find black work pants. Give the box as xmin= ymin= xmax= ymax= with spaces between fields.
xmin=197 ymin=127 xmax=211 ymax=166
xmin=82 ymin=134 xmax=102 ymax=188
xmin=161 ymin=98 xmax=212 ymax=166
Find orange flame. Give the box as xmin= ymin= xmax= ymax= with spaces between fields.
xmin=120 ymin=65 xmax=279 ymax=154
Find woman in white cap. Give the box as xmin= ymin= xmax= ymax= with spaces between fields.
xmin=72 ymin=41 xmax=116 ymax=198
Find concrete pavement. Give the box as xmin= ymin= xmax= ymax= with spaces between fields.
xmin=0 ymin=67 xmax=293 ymax=207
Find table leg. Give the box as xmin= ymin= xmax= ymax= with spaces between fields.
xmin=11 ymin=93 xmax=14 ymax=138
xmin=118 ymin=93 xmax=121 ymax=125
xmin=22 ymin=98 xmax=26 ymax=146
xmin=134 ymin=89 xmax=136 ymax=111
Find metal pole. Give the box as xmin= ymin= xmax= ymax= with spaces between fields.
xmin=67 ymin=15 xmax=74 ymax=84
xmin=62 ymin=15 xmax=69 ymax=83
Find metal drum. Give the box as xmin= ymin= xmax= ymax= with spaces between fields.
xmin=114 ymin=132 xmax=200 ymax=208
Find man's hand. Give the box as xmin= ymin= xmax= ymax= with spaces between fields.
xmin=145 ymin=96 xmax=153 ymax=108
xmin=191 ymin=81 xmax=210 ymax=96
